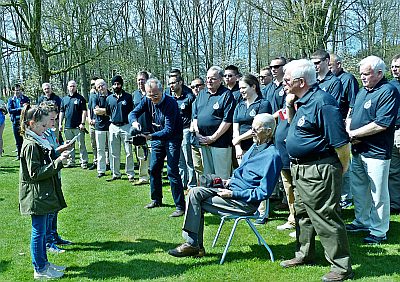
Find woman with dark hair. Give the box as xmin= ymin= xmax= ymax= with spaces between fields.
xmin=19 ymin=104 xmax=70 ymax=279
xmin=232 ymin=74 xmax=272 ymax=163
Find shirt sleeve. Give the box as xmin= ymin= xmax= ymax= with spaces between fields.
xmin=222 ymin=92 xmax=234 ymax=123
xmin=318 ymin=104 xmax=349 ymax=148
xmin=374 ymin=88 xmax=398 ymax=127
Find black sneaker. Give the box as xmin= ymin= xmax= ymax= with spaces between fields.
xmin=88 ymin=163 xmax=97 ymax=170
xmin=345 ymin=223 xmax=369 ymax=232
xmin=363 ymin=234 xmax=387 ymax=244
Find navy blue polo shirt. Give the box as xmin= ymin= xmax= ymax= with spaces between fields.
xmin=129 ymin=94 xmax=183 ymax=141
xmin=336 ymin=70 xmax=359 ymax=118
xmin=262 ymin=81 xmax=284 ymax=107
xmin=350 ymin=78 xmax=399 ymax=159
xmin=192 ymin=85 xmax=234 ymax=148
xmin=89 ymin=90 xmax=111 ymax=131
xmin=172 ymin=89 xmax=195 ymax=129
xmin=7 ymin=94 xmax=30 ymax=124
xmin=275 ymin=117 xmax=290 ymax=169
xmin=286 ymin=85 xmax=349 ymax=159
xmin=230 ymin=82 xmax=241 ymax=103
xmin=132 ymin=89 xmax=152 ymax=133
xmin=105 ymin=90 xmax=134 ymax=125
xmin=233 ymin=97 xmax=272 ymax=150
xmin=37 ymin=93 xmax=62 ymax=112
xmin=318 ymin=71 xmax=343 ymax=104
xmin=390 ymin=79 xmax=400 ymax=126
xmin=260 ymin=83 xmax=272 ymax=99
xmin=60 ymin=92 xmax=87 ymax=129
xmin=269 ymin=83 xmax=286 ymax=113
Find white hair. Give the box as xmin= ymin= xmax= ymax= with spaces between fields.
xmin=359 ymin=56 xmax=386 ymax=73
xmin=253 ymin=113 xmax=276 ymax=132
xmin=42 ymin=83 xmax=51 ymax=90
xmin=208 ymin=66 xmax=224 ymax=78
xmin=283 ymin=59 xmax=317 ymax=85
xmin=145 ymin=78 xmax=163 ymax=91
xmin=95 ymin=79 xmax=106 ymax=87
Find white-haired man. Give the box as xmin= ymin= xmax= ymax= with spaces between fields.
xmin=168 ymin=113 xmax=282 ymax=257
xmin=282 ymin=59 xmax=353 ymax=282
xmin=346 ymin=56 xmax=400 ymax=244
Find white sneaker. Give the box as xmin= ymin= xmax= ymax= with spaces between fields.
xmin=289 ymin=231 xmax=296 ymax=238
xmin=47 ymin=262 xmax=66 ymax=271
xmin=34 ymin=267 xmax=64 ymax=279
xmin=277 ymin=222 xmax=295 ymax=231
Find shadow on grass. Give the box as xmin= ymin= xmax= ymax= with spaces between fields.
xmin=0 ymin=167 xmax=19 ymax=174
xmin=0 ymin=260 xmax=11 ymax=273
xmin=66 ymin=258 xmax=212 ymax=280
xmin=67 ymin=238 xmax=182 ymax=254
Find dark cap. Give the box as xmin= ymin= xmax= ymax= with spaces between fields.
xmin=111 ymin=75 xmax=123 ymax=86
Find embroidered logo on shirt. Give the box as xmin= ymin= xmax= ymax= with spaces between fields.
xmin=74 ymin=100 xmax=78 ymax=104
xmin=213 ymin=102 xmax=219 ymax=110
xmin=279 ymin=89 xmax=285 ymax=96
xmin=297 ymin=115 xmax=305 ymax=127
xmin=122 ymin=100 xmax=127 ymax=106
xmin=249 ymin=109 xmax=256 ymax=117
xmin=364 ymin=99 xmax=371 ymax=109
xmin=322 ymin=87 xmax=326 ymax=91
xmin=180 ymin=103 xmax=186 ymax=110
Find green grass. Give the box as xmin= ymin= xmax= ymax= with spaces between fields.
xmin=1 ymin=121 xmax=400 ymax=281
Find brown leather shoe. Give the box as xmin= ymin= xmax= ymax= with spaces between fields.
xmin=322 ymin=271 xmax=355 ymax=281
xmin=280 ymin=257 xmax=314 ymax=268
xmin=168 ymin=243 xmax=200 ymax=257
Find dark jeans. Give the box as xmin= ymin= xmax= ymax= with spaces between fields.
xmin=149 ymin=139 xmax=185 ymax=210
xmin=46 ymin=212 xmax=58 ymax=244
xmin=12 ymin=121 xmax=23 ymax=156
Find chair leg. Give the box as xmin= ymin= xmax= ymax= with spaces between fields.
xmin=212 ymin=216 xmax=227 ymax=248
xmin=220 ymin=217 xmax=241 ymax=264
xmin=246 ymin=220 xmax=275 ymax=262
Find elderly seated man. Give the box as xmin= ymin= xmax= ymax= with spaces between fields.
xmin=168 ymin=113 xmax=283 ymax=257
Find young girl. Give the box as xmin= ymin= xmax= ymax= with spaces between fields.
xmin=19 ymin=104 xmax=70 ymax=279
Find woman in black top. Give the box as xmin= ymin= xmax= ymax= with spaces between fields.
xmin=232 ymin=74 xmax=272 ymax=164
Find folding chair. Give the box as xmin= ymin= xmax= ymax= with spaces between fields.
xmin=211 ymin=199 xmax=274 ymax=264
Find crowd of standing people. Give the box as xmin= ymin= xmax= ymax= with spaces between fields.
xmin=4 ymin=50 xmax=400 ymax=281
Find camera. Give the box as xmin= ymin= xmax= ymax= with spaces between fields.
xmin=126 ymin=126 xmax=149 ymax=161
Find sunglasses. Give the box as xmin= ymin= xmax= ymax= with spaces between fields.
xmin=313 ymin=60 xmax=322 ymax=65
xmin=190 ymin=84 xmax=204 ymax=89
xmin=224 ymin=74 xmax=235 ymax=78
xmin=269 ymin=65 xmax=284 ymax=69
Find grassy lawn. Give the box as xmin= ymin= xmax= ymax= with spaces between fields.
xmin=1 ymin=120 xmax=400 ymax=281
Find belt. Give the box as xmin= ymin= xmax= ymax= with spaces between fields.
xmin=290 ymin=151 xmax=335 ymax=165
xmin=112 ymin=122 xmax=127 ymax=126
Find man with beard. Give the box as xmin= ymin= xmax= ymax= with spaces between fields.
xmin=105 ymin=75 xmax=135 ymax=182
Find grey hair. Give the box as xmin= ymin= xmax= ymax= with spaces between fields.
xmin=359 ymin=56 xmax=386 ymax=73
xmin=330 ymin=53 xmax=342 ymax=63
xmin=253 ymin=113 xmax=276 ymax=132
xmin=95 ymin=79 xmax=107 ymax=87
xmin=42 ymin=82 xmax=51 ymax=90
xmin=145 ymin=78 xmax=163 ymax=90
xmin=283 ymin=59 xmax=317 ymax=85
xmin=208 ymin=66 xmax=224 ymax=78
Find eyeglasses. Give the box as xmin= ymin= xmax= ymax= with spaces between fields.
xmin=190 ymin=84 xmax=204 ymax=89
xmin=168 ymin=81 xmax=179 ymax=85
xmin=269 ymin=65 xmax=284 ymax=69
xmin=283 ymin=77 xmax=302 ymax=84
xmin=224 ymin=74 xmax=235 ymax=78
xmin=313 ymin=60 xmax=322 ymax=65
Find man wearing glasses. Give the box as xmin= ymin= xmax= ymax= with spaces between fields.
xmin=281 ymin=59 xmax=353 ymax=282
xmin=311 ymin=50 xmax=343 ymax=107
xmin=129 ymin=78 xmax=186 ymax=217
xmin=190 ymin=78 xmax=205 ymax=96
xmin=262 ymin=57 xmax=287 ymax=113
xmin=259 ymin=67 xmax=273 ymax=95
xmin=223 ymin=65 xmax=241 ymax=101
xmin=90 ymin=79 xmax=111 ymax=178
xmin=192 ymin=66 xmax=235 ymax=180
xmin=168 ymin=113 xmax=282 ymax=258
